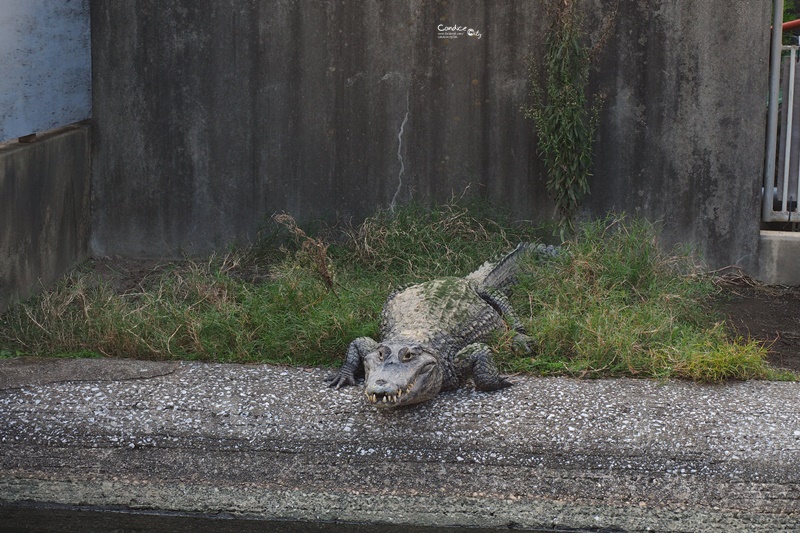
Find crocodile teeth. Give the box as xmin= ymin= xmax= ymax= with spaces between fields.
xmin=366 ymin=390 xmax=412 ymax=405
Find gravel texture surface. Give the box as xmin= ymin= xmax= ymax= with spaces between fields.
xmin=0 ymin=358 xmax=798 ymax=531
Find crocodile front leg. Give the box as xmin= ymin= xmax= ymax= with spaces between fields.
xmin=327 ymin=337 xmax=378 ymax=389
xmin=454 ymin=342 xmax=512 ymax=391
xmin=476 ymin=287 xmax=535 ymax=353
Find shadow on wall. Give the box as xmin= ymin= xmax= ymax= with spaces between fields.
xmin=0 ymin=124 xmax=91 ymax=314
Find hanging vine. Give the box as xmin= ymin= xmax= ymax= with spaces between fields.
xmin=524 ymin=0 xmax=611 ymax=240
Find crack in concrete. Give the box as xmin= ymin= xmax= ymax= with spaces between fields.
xmin=389 ymin=90 xmax=410 ymax=213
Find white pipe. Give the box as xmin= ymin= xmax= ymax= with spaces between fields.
xmin=782 ymin=47 xmax=796 ymax=213
xmin=764 ymin=0 xmax=785 ymax=220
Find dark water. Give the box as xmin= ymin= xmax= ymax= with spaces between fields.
xmin=0 ymin=504 xmax=559 ymax=533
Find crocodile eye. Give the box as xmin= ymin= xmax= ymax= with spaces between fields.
xmin=399 ymin=347 xmax=415 ymax=362
xmin=376 ymin=345 xmax=390 ymax=362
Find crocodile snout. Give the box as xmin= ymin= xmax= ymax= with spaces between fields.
xmin=365 ymin=379 xmax=415 ymax=406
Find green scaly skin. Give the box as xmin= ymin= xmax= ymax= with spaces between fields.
xmin=328 ymin=244 xmax=549 ymax=409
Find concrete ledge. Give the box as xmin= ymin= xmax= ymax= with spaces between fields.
xmin=1 ymin=359 xmax=798 ymax=531
xmin=0 ymin=123 xmax=91 ymax=313
xmin=757 ymin=230 xmax=800 ymax=285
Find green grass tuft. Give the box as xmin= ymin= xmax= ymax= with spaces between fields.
xmin=0 ymin=203 xmax=790 ymax=382
xmin=341 ymin=200 xmax=537 ymax=280
xmin=502 ymin=215 xmax=785 ymax=382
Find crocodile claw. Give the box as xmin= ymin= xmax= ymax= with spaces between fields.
xmin=498 ymin=376 xmax=514 ymax=389
xmin=326 ymin=371 xmax=356 ymax=389
xmin=512 ymin=333 xmax=536 ymax=355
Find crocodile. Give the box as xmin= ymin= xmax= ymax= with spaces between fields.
xmin=327 ymin=243 xmax=556 ymax=409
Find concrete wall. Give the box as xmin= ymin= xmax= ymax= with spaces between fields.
xmin=90 ymin=0 xmax=770 ymax=270
xmin=0 ymin=125 xmax=91 ymax=313
xmin=588 ymin=1 xmax=770 ymax=271
xmin=0 ymin=0 xmax=91 ymax=142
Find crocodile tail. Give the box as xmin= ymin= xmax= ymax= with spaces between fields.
xmin=466 ymin=243 xmax=557 ymax=291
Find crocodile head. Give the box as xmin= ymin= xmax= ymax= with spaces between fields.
xmin=362 ymin=343 xmax=442 ymax=408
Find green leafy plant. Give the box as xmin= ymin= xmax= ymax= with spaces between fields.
xmin=784 ymin=0 xmax=800 ymax=45
xmin=524 ymin=0 xmax=602 ymax=239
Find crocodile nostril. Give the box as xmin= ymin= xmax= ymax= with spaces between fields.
xmin=375 ymin=379 xmax=387 ymax=386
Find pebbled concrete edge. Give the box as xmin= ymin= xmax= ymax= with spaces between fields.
xmin=1 ymin=479 xmax=796 ymax=532
xmin=0 ymin=358 xmax=179 ymax=390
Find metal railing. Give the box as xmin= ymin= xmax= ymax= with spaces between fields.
xmin=764 ymin=0 xmax=793 ymax=223
xmin=764 ymin=44 xmax=800 ymax=223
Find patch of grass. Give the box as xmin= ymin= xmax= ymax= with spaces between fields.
xmin=0 ymin=201 xmax=543 ymax=367
xmin=501 ymin=216 xmax=786 ymax=382
xmin=342 ymin=200 xmax=538 ymax=280
xmin=0 ymin=202 xmax=789 ymax=382
xmin=0 ymin=348 xmax=24 ymax=359
xmin=0 ymin=257 xmax=341 ymax=365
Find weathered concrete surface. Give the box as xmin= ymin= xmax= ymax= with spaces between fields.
xmin=0 ymin=0 xmax=91 ymax=142
xmin=0 ymin=124 xmax=91 ymax=314
xmin=0 ymin=358 xmax=178 ymax=390
xmin=588 ymin=0 xmax=769 ymax=273
xmin=91 ymin=0 xmax=551 ymax=258
xmin=755 ymin=231 xmax=800 ymax=285
xmin=89 ymin=1 xmax=768 ymax=271
xmin=0 ymin=358 xmax=798 ymax=532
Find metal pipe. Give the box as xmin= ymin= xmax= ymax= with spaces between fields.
xmin=794 ymin=55 xmax=800 ymax=213
xmin=783 ymin=47 xmax=797 ymax=213
xmin=764 ymin=0 xmax=785 ymax=220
